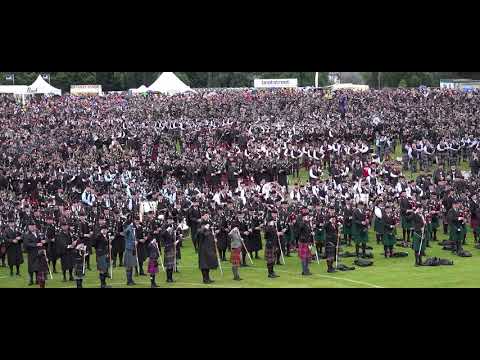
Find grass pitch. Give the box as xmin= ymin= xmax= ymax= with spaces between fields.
xmin=0 ymin=227 xmax=478 ymax=288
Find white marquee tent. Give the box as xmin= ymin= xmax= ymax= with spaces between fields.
xmin=148 ymin=72 xmax=194 ymax=95
xmin=28 ymin=75 xmax=62 ymax=96
xmin=130 ymin=85 xmax=149 ymax=94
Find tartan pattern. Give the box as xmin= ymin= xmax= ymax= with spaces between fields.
xmin=96 ymin=254 xmax=108 ymax=273
xmin=325 ymin=243 xmax=336 ymax=259
xmin=36 ymin=271 xmax=46 ymax=286
xmin=230 ymin=247 xmax=241 ymax=266
xmin=148 ymin=259 xmax=159 ymax=274
xmin=298 ymin=243 xmax=312 ymax=261
xmin=412 ymin=231 xmax=426 ymax=253
xmin=164 ymin=245 xmax=176 ymax=269
xmin=264 ymin=247 xmax=276 ymax=265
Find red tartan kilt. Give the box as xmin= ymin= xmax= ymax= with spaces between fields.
xmin=298 ymin=243 xmax=312 ymax=262
xmin=230 ymin=248 xmax=241 ymax=266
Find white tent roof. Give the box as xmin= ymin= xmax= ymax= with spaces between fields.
xmin=0 ymin=85 xmax=29 ymax=94
xmin=28 ymin=75 xmax=62 ymax=96
xmin=130 ymin=85 xmax=149 ymax=94
xmin=148 ymin=72 xmax=193 ymax=95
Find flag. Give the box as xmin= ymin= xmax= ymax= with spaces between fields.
xmin=5 ymin=74 xmax=13 ymax=81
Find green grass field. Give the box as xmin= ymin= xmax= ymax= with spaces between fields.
xmin=1 ymin=227 xmax=479 ymax=288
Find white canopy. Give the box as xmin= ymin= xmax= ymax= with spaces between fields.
xmin=28 ymin=75 xmax=62 ymax=96
xmin=130 ymin=85 xmax=149 ymax=94
xmin=0 ymin=85 xmax=29 ymax=94
xmin=148 ymin=72 xmax=193 ymax=95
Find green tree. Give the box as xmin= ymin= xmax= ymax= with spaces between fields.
xmin=398 ymin=79 xmax=408 ymax=88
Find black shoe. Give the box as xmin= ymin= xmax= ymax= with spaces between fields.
xmin=166 ymin=279 xmax=174 ymax=283
xmin=268 ymin=273 xmax=279 ymax=278
xmin=255 ymin=256 xmax=260 ymax=259
xmin=87 ymin=267 xmax=91 ymax=271
xmin=16 ymin=273 xmax=20 ymax=277
xmin=62 ymin=278 xmax=67 ymax=282
xmin=101 ymin=285 xmax=112 ymax=288
xmin=327 ymin=269 xmax=337 ymax=273
xmin=276 ymin=262 xmax=283 ymax=266
xmin=127 ymin=281 xmax=136 ymax=286
xmin=151 ymin=283 xmax=158 ymax=288
xmin=69 ymin=276 xmax=74 ymax=282
xmin=28 ymin=281 xmax=34 ymax=286
xmin=302 ymin=272 xmax=312 ymax=276
xmin=139 ymin=273 xmax=147 ymax=277
xmin=10 ymin=272 xmax=14 ymax=277
xmin=234 ymin=277 xmax=243 ymax=281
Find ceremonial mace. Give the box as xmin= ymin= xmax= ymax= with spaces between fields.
xmin=155 ymin=241 xmax=165 ymax=272
xmin=310 ymin=219 xmax=320 ymax=265
xmin=275 ymin=220 xmax=286 ymax=265
xmin=211 ymin=227 xmax=224 ymax=277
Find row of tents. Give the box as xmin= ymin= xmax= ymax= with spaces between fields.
xmin=0 ymin=72 xmax=193 ymax=97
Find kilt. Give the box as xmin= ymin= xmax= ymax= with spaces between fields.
xmin=123 ymin=250 xmax=137 ymax=268
xmin=287 ymin=228 xmax=296 ymax=244
xmin=412 ymin=231 xmax=426 ymax=253
xmin=343 ymin=225 xmax=352 ymax=236
xmin=352 ymin=224 xmax=368 ymax=244
xmin=298 ymin=242 xmax=312 ymax=262
xmin=325 ymin=242 xmax=336 ymax=259
xmin=96 ymin=254 xmax=109 ymax=273
xmin=148 ymin=258 xmax=159 ymax=274
xmin=383 ymin=233 xmax=396 ymax=247
xmin=73 ymin=263 xmax=85 ymax=279
xmin=0 ymin=244 xmax=6 ymax=256
xmin=164 ymin=245 xmax=176 ymax=269
xmin=36 ymin=271 xmax=46 ymax=284
xmin=450 ymin=226 xmax=465 ymax=242
xmin=230 ymin=247 xmax=241 ymax=266
xmin=401 ymin=216 xmax=412 ymax=229
xmin=264 ymin=246 xmax=276 ymax=265
xmin=315 ymin=229 xmax=325 ymax=243
xmin=471 ymin=218 xmax=480 ymax=233
xmin=431 ymin=217 xmax=440 ymax=229
xmin=374 ymin=218 xmax=384 ymax=234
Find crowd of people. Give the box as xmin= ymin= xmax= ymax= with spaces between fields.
xmin=0 ymin=86 xmax=480 ymax=288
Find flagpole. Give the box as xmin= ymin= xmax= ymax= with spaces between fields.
xmin=12 ymin=74 xmax=15 ymax=85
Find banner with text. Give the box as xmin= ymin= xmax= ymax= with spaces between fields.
xmin=254 ymin=79 xmax=298 ymax=88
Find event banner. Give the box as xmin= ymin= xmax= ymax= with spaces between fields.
xmin=254 ymin=79 xmax=298 ymax=88
xmin=70 ymin=85 xmax=103 ymax=96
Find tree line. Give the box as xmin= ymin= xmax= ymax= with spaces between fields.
xmin=0 ymin=72 xmax=478 ymax=92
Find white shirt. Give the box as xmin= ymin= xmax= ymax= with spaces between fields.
xmin=81 ymin=190 xmax=95 ymax=207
